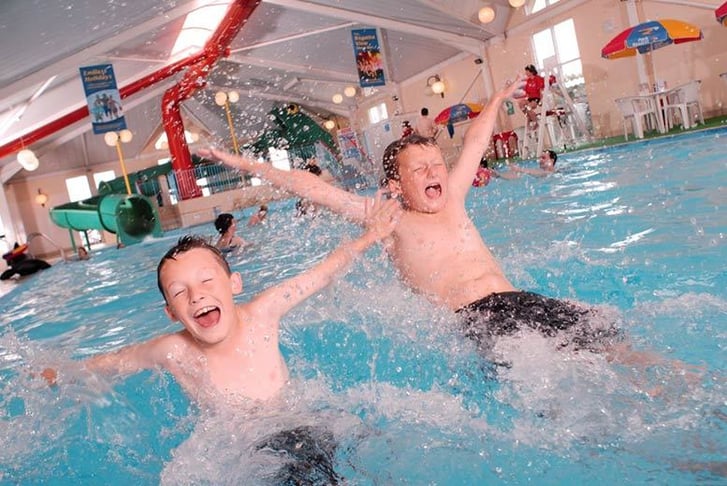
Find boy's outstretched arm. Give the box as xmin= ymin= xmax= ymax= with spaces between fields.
xmin=251 ymin=191 xmax=401 ymax=321
xmin=198 ymin=148 xmax=367 ymax=223
xmin=41 ymin=337 xmax=167 ymax=385
xmin=449 ymin=79 xmax=523 ymax=196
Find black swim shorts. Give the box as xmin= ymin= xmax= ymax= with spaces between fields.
xmin=256 ymin=425 xmax=342 ymax=485
xmin=456 ymin=291 xmax=622 ymax=352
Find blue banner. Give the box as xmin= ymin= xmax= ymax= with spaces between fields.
xmin=79 ymin=64 xmax=126 ymax=134
xmin=351 ymin=29 xmax=386 ymax=88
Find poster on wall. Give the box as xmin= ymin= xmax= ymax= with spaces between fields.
xmin=350 ymin=28 xmax=386 ymax=87
xmin=79 ymin=63 xmax=126 ymax=134
xmin=337 ymin=127 xmax=364 ymax=161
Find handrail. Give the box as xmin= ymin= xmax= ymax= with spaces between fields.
xmin=26 ymin=232 xmax=67 ymax=262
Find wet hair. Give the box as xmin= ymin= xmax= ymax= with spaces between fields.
xmin=420 ymin=107 xmax=429 ymax=116
xmin=525 ymin=64 xmax=538 ymax=75
xmin=156 ymin=235 xmax=231 ymax=302
xmin=544 ymin=149 xmax=558 ymax=164
xmin=303 ymin=162 xmax=322 ymax=176
xmin=214 ymin=213 xmax=235 ymax=234
xmin=381 ymin=134 xmax=437 ymax=185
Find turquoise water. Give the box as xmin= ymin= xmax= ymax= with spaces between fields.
xmin=1 ymin=128 xmax=725 ymax=484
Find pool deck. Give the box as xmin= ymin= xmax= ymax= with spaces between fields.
xmin=504 ymin=114 xmax=727 ymax=164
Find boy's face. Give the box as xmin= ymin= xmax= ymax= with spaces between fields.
xmin=539 ymin=152 xmax=554 ymax=169
xmin=160 ymin=248 xmax=242 ymax=346
xmin=388 ymin=144 xmax=449 ymax=214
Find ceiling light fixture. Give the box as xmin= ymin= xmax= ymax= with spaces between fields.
xmin=343 ymin=86 xmax=357 ymax=97
xmin=215 ymin=90 xmax=240 ymax=154
xmin=426 ymin=75 xmax=445 ymax=98
xmin=508 ymin=0 xmax=526 ymax=8
xmin=104 ymin=129 xmax=134 ymax=195
xmin=35 ymin=189 xmax=48 ymax=207
xmin=16 ymin=148 xmax=39 ymax=171
xmin=478 ymin=6 xmax=496 ymax=23
xmin=332 ymin=93 xmax=344 ymax=104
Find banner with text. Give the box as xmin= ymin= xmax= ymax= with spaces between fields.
xmin=351 ymin=29 xmax=386 ymax=88
xmin=79 ymin=63 xmax=126 ymax=134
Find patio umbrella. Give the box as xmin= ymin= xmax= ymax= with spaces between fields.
xmin=601 ymin=19 xmax=702 ymax=87
xmin=601 ymin=19 xmax=703 ymax=60
xmin=716 ymin=1 xmax=727 ymax=26
xmin=434 ymin=102 xmax=483 ymax=125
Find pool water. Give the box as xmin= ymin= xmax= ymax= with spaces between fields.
xmin=1 ymin=128 xmax=725 ymax=484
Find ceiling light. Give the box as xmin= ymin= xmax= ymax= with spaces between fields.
xmin=17 ymin=149 xmax=39 ymax=171
xmin=119 ymin=129 xmax=133 ymax=143
xmin=478 ymin=6 xmax=496 ymax=23
xmin=35 ymin=189 xmax=48 ymax=207
xmin=332 ymin=93 xmax=344 ymax=104
xmin=344 ymin=86 xmax=357 ymax=97
xmin=509 ymin=0 xmax=526 ymax=8
xmin=426 ymin=75 xmax=445 ymax=98
xmin=323 ymin=120 xmax=336 ymax=130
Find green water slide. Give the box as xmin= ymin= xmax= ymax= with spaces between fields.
xmin=49 ymin=194 xmax=162 ymax=246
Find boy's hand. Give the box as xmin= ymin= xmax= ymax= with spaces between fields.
xmin=500 ymin=74 xmax=524 ymax=100
xmin=364 ymin=190 xmax=402 ymax=241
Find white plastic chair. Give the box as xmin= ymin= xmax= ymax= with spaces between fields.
xmin=615 ymin=97 xmax=636 ymax=140
xmin=663 ymin=80 xmax=704 ymax=130
xmin=630 ymin=95 xmax=662 ymax=137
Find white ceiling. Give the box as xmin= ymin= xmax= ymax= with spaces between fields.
xmin=0 ymin=0 xmax=512 ymax=182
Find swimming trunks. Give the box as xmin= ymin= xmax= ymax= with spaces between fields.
xmin=456 ymin=291 xmax=621 ymax=352
xmin=255 ymin=425 xmax=342 ymax=485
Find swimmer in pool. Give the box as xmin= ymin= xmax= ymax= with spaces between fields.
xmin=494 ymin=149 xmax=557 ymax=179
xmin=42 ymin=193 xmax=399 ymax=482
xmin=246 ymin=204 xmax=268 ymax=227
xmin=214 ymin=213 xmax=246 ymax=251
xmin=199 ymin=79 xmax=697 ymax=373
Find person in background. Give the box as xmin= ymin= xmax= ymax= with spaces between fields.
xmin=247 ymin=205 xmax=268 ymax=227
xmin=414 ymin=107 xmax=438 ymax=138
xmin=515 ymin=64 xmax=545 ymax=125
xmin=401 ymin=120 xmax=414 ymax=138
xmin=77 ymin=246 xmax=90 ymax=260
xmin=214 ymin=213 xmax=246 ymax=251
xmin=493 ymin=150 xmax=557 ymax=179
xmin=472 ymin=158 xmax=493 ymax=188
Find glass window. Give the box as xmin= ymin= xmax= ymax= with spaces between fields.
xmin=65 ymin=175 xmax=92 ymax=202
xmin=530 ymin=0 xmax=559 ymax=14
xmin=533 ymin=19 xmax=583 ymax=88
xmin=367 ymin=103 xmax=388 ymax=124
xmin=531 ymin=18 xmax=592 ymax=139
xmin=93 ymin=170 xmax=115 ymax=190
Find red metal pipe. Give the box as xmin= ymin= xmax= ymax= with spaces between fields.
xmin=163 ymin=0 xmax=261 ymax=200
xmin=0 ymin=52 xmax=205 ymax=160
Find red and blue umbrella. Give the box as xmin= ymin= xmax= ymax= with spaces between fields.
xmin=716 ymin=1 xmax=727 ymax=26
xmin=434 ymin=102 xmax=483 ymax=125
xmin=601 ymin=19 xmax=703 ymax=60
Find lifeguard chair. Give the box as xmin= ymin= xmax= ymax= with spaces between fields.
xmin=522 ymin=59 xmax=590 ymax=159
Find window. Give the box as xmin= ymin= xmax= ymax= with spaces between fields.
xmin=533 ymin=19 xmax=583 ymax=88
xmin=65 ymin=175 xmax=92 ymax=202
xmin=531 ymin=18 xmax=592 ymax=137
xmin=530 ymin=0 xmax=559 ymax=14
xmin=93 ymin=170 xmax=116 ymax=190
xmin=367 ymin=103 xmax=388 ymax=125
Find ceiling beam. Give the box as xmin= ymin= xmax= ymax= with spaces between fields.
xmin=225 ymin=54 xmax=359 ymax=83
xmin=263 ymin=0 xmax=484 ymax=53
xmin=230 ymin=21 xmax=357 ymax=53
